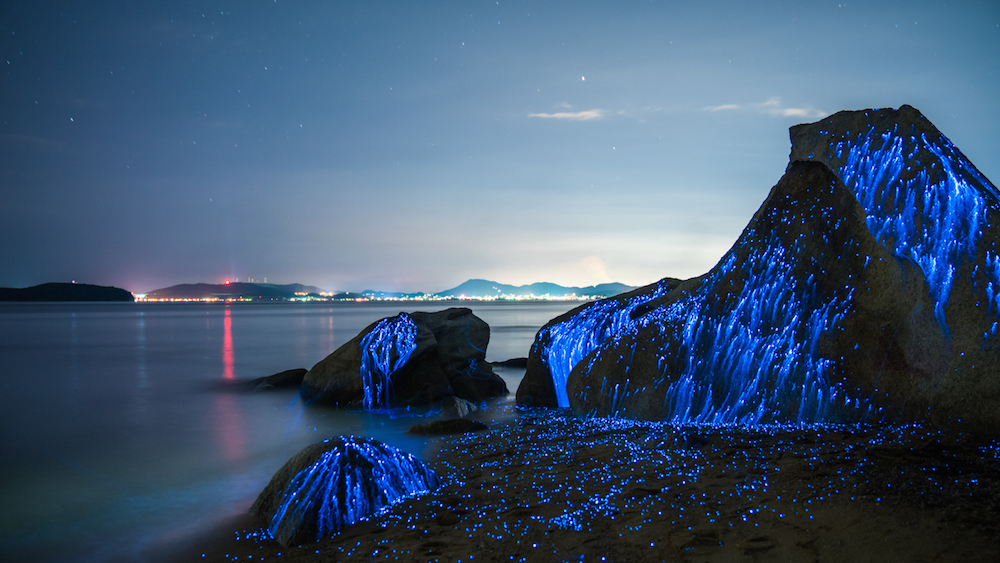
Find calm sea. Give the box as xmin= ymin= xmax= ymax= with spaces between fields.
xmin=0 ymin=300 xmax=581 ymax=563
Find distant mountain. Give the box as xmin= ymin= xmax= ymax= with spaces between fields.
xmin=143 ymin=282 xmax=327 ymax=300
xmin=0 ymin=282 xmax=134 ymax=302
xmin=433 ymin=279 xmax=634 ymax=299
xmin=140 ymin=279 xmax=634 ymax=301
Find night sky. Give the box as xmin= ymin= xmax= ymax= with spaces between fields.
xmin=2 ymin=1 xmax=998 ymax=294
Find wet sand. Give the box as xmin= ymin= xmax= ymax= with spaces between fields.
xmin=177 ymin=408 xmax=1000 ymax=562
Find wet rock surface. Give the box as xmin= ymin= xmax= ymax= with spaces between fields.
xmin=301 ymin=307 xmax=508 ymax=408
xmin=432 ymin=395 xmax=479 ymax=419
xmin=248 ymin=368 xmax=307 ymax=391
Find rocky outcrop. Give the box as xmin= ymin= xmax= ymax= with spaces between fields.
xmin=433 ymin=395 xmax=479 ymax=418
xmin=301 ymin=307 xmax=508 ymax=408
xmin=516 ymin=278 xmax=683 ymax=408
xmin=248 ymin=368 xmax=307 ymax=391
xmin=521 ymin=106 xmax=1000 ymax=435
xmin=250 ymin=436 xmax=438 ymax=547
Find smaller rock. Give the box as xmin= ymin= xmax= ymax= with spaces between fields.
xmin=249 ymin=368 xmax=307 ymax=390
xmin=251 ymin=436 xmax=438 ymax=547
xmin=407 ymin=419 xmax=489 ymax=435
xmin=435 ymin=395 xmax=479 ymax=419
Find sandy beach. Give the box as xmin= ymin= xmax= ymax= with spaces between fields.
xmin=164 ymin=406 xmax=1000 ymax=563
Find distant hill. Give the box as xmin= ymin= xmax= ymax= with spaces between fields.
xmin=433 ymin=279 xmax=634 ymax=299
xmin=140 ymin=279 xmax=635 ymax=301
xmin=0 ymin=282 xmax=134 ymax=302
xmin=143 ymin=282 xmax=327 ymax=300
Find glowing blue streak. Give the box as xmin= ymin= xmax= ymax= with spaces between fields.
xmin=576 ymin=183 xmax=869 ymax=424
xmin=359 ymin=314 xmax=417 ymax=410
xmin=641 ymin=241 xmax=858 ymax=425
xmin=834 ymin=129 xmax=1000 ymax=333
xmin=538 ymin=281 xmax=672 ymax=407
xmin=267 ymin=436 xmax=438 ymax=544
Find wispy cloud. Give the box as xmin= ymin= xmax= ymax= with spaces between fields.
xmin=528 ymin=109 xmax=606 ymax=121
xmin=705 ymin=97 xmax=827 ymax=120
xmin=705 ymin=103 xmax=741 ymax=112
xmin=770 ymin=107 xmax=827 ymax=118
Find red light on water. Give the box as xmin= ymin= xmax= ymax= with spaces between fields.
xmin=225 ymin=280 xmax=231 ymax=285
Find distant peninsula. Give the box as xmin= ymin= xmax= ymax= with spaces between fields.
xmin=0 ymin=282 xmax=134 ymax=302
xmin=140 ymin=279 xmax=635 ymax=302
xmin=431 ymin=279 xmax=634 ymax=300
xmin=142 ymin=282 xmax=326 ymax=301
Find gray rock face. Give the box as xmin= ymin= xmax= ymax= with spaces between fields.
xmin=301 ymin=307 xmax=508 ymax=408
xmin=521 ymin=106 xmax=1000 ymax=435
xmin=250 ymin=436 xmax=438 ymax=547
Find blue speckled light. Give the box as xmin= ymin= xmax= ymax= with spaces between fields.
xmin=359 ymin=314 xmax=417 ymax=410
xmin=587 ymin=220 xmax=862 ymax=424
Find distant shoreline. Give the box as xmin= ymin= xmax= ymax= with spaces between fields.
xmin=0 ymin=282 xmax=133 ymax=302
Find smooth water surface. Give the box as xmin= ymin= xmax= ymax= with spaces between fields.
xmin=0 ymin=300 xmax=580 ymax=563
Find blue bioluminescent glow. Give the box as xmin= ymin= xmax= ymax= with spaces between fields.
xmin=574 ymin=181 xmax=871 ymax=424
xmin=832 ymin=127 xmax=1000 ymax=334
xmin=645 ymin=241 xmax=860 ymax=424
xmin=537 ymin=280 xmax=674 ymax=407
xmin=359 ymin=314 xmax=418 ymax=410
xmin=568 ymin=165 xmax=882 ymax=424
xmin=267 ymin=436 xmax=439 ymax=546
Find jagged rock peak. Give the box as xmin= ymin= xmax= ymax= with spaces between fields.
xmin=790 ymin=105 xmax=1000 ymax=336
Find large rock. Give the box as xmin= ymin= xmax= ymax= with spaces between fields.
xmin=301 ymin=307 xmax=508 ymax=408
xmin=789 ymin=105 xmax=1000 ymax=433
xmin=250 ymin=436 xmax=438 ymax=547
xmin=526 ymin=106 xmax=1000 ymax=435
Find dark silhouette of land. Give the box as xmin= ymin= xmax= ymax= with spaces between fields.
xmin=0 ymin=282 xmax=133 ymax=302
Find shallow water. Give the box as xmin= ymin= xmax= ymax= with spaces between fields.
xmin=0 ymin=300 xmax=580 ymax=563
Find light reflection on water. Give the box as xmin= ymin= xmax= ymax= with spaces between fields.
xmin=0 ymin=300 xmax=580 ymax=563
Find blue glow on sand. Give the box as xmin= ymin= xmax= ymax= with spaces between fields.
xmin=359 ymin=314 xmax=418 ymax=410
xmin=267 ymin=435 xmax=438 ymax=546
xmin=834 ymin=127 xmax=1000 ymax=332
xmin=537 ymin=280 xmax=674 ymax=408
